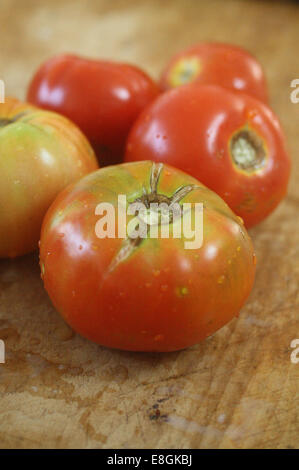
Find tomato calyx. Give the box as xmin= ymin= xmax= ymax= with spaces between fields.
xmin=108 ymin=163 xmax=200 ymax=272
xmin=230 ymin=128 xmax=266 ymax=172
xmin=132 ymin=163 xmax=199 ymax=226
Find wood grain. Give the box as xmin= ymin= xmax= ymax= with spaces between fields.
xmin=0 ymin=0 xmax=298 ymax=449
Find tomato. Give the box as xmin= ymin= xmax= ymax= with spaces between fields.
xmin=160 ymin=42 xmax=268 ymax=103
xmin=40 ymin=161 xmax=256 ymax=352
xmin=125 ymin=85 xmax=291 ymax=228
xmin=0 ymin=97 xmax=98 ymax=258
xmin=27 ymin=54 xmax=160 ymax=167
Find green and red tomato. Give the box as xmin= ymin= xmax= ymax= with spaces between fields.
xmin=40 ymin=161 xmax=256 ymax=352
xmin=0 ymin=97 xmax=98 ymax=258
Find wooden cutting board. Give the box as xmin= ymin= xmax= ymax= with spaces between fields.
xmin=0 ymin=0 xmax=298 ymax=449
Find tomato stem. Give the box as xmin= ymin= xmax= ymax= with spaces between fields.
xmin=107 ymin=163 xmax=201 ymax=272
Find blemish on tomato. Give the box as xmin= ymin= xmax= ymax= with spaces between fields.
xmin=177 ymin=286 xmax=188 ymax=297
xmin=217 ymin=275 xmax=225 ymax=284
xmin=41 ymin=262 xmax=45 ymax=277
xmin=154 ymin=334 xmax=164 ymax=342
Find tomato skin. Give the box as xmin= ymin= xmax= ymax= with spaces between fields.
xmin=0 ymin=97 xmax=98 ymax=258
xmin=27 ymin=54 xmax=159 ymax=166
xmin=40 ymin=161 xmax=256 ymax=352
xmin=160 ymin=42 xmax=268 ymax=103
xmin=125 ymin=85 xmax=291 ymax=228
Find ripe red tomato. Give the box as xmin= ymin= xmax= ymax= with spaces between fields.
xmin=160 ymin=42 xmax=268 ymax=103
xmin=27 ymin=54 xmax=159 ymax=166
xmin=40 ymin=161 xmax=256 ymax=352
xmin=125 ymin=85 xmax=291 ymax=228
xmin=0 ymin=97 xmax=98 ymax=258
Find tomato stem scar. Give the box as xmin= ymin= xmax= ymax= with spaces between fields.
xmin=230 ymin=128 xmax=266 ymax=172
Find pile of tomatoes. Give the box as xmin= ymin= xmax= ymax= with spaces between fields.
xmin=0 ymin=43 xmax=291 ymax=352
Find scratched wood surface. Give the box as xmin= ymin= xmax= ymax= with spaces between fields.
xmin=0 ymin=0 xmax=298 ymax=449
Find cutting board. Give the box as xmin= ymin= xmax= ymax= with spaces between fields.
xmin=0 ymin=0 xmax=298 ymax=449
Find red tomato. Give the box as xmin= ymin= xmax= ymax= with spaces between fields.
xmin=40 ymin=161 xmax=256 ymax=352
xmin=125 ymin=85 xmax=291 ymax=228
xmin=0 ymin=97 xmax=98 ymax=258
xmin=27 ymin=54 xmax=159 ymax=166
xmin=160 ymin=42 xmax=268 ymax=103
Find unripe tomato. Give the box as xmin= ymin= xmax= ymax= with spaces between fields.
xmin=160 ymin=42 xmax=268 ymax=103
xmin=27 ymin=54 xmax=159 ymax=166
xmin=40 ymin=161 xmax=256 ymax=352
xmin=0 ymin=97 xmax=98 ymax=258
xmin=125 ymin=85 xmax=291 ymax=228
